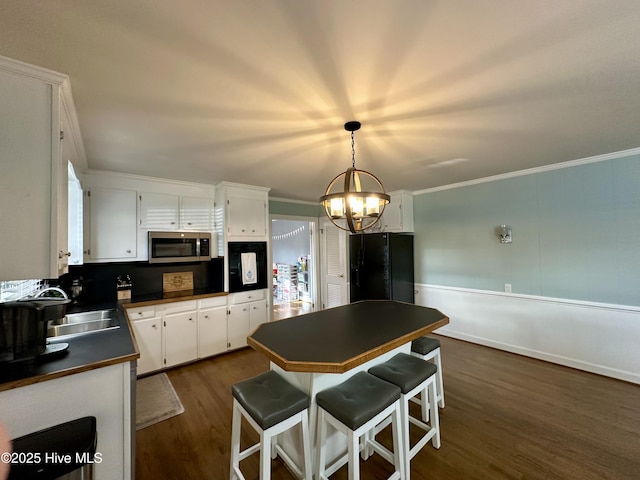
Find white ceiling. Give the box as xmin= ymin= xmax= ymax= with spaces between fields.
xmin=2 ymin=1 xmax=640 ymax=201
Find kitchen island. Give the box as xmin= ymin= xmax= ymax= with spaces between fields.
xmin=248 ymin=300 xmax=449 ymax=373
xmin=247 ymin=300 xmax=449 ymax=467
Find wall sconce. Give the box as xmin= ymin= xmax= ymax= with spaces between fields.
xmin=496 ymin=225 xmax=512 ymax=244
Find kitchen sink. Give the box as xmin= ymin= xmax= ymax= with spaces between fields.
xmin=47 ymin=309 xmax=120 ymax=338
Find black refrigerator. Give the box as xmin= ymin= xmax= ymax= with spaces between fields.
xmin=349 ymin=232 xmax=414 ymax=304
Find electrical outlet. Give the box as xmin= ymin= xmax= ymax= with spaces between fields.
xmin=504 ymin=283 xmax=512 ymax=293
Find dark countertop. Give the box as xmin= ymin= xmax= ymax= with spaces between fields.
xmin=0 ymin=301 xmax=137 ymax=392
xmin=248 ymin=300 xmax=449 ymax=373
xmin=120 ymin=288 xmax=228 ymax=307
xmin=0 ymin=289 xmax=228 ymax=392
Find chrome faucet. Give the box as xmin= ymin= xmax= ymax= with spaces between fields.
xmin=35 ymin=287 xmax=69 ymax=300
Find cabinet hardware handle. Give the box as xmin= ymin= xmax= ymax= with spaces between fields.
xmin=126 ymin=249 xmax=131 ymax=254
xmin=152 ymin=324 xmax=157 ymax=328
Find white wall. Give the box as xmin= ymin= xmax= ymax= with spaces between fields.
xmin=417 ymin=284 xmax=640 ymax=384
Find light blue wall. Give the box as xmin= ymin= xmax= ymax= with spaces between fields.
xmin=413 ymin=153 xmax=640 ymax=306
xmin=272 ymin=220 xmax=310 ymax=266
xmin=269 ymin=200 xmax=321 ymax=217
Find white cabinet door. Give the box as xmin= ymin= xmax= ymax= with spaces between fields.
xmin=86 ymin=187 xmax=137 ymax=260
xmin=227 ymin=196 xmax=267 ymax=237
xmin=227 ymin=304 xmax=250 ymax=349
xmin=67 ymin=162 xmax=83 ymax=267
xmin=197 ymin=307 xmax=227 ymax=358
xmin=139 ymin=192 xmax=179 ymax=230
xmin=0 ymin=63 xmax=61 ymax=280
xmin=249 ymin=299 xmax=268 ymax=333
xmin=380 ymin=191 xmax=414 ymax=232
xmin=164 ymin=310 xmax=198 ymax=367
xmin=180 ymin=196 xmax=214 ymax=231
xmin=131 ymin=317 xmax=163 ymax=375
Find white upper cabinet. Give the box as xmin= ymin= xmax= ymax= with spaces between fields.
xmin=81 ymin=171 xmax=216 ymax=262
xmin=85 ymin=187 xmax=138 ymax=261
xmin=139 ymin=192 xmax=180 ymax=230
xmin=67 ymin=162 xmax=84 ymax=267
xmin=139 ymin=193 xmax=213 ymax=231
xmin=180 ymin=195 xmax=214 ymax=231
xmin=379 ymin=190 xmax=414 ymax=233
xmin=0 ymin=55 xmax=86 ymax=280
xmin=215 ymin=182 xmax=270 ymax=242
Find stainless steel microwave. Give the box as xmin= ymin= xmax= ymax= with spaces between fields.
xmin=148 ymin=231 xmax=212 ymax=263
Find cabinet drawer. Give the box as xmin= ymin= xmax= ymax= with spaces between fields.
xmin=198 ymin=295 xmax=227 ymax=309
xmin=229 ymin=289 xmax=266 ymax=305
xmin=126 ymin=305 xmax=156 ymax=320
xmin=162 ymin=300 xmax=198 ymax=315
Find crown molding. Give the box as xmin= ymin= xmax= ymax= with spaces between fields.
xmin=413 ymin=147 xmax=640 ymax=196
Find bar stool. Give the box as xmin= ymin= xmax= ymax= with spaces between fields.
xmin=411 ymin=336 xmax=445 ymax=410
xmin=9 ymin=416 xmax=97 ymax=480
xmin=230 ymin=370 xmax=312 ymax=480
xmin=315 ymin=371 xmax=404 ymax=480
xmin=369 ymin=353 xmax=440 ymax=480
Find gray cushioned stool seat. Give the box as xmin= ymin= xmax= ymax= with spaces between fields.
xmin=316 ymin=371 xmax=401 ymax=431
xmin=369 ymin=353 xmax=437 ymax=394
xmin=411 ymin=336 xmax=441 ymax=356
xmin=232 ymin=370 xmax=310 ymax=430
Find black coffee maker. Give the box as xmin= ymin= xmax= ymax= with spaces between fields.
xmin=0 ymin=299 xmax=70 ymax=362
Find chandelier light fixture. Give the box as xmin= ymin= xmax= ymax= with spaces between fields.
xmin=319 ymin=121 xmax=390 ymax=233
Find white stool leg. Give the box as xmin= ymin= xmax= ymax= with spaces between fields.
xmin=399 ymin=395 xmax=411 ymax=480
xmin=300 ymin=410 xmax=313 ymax=480
xmin=260 ymin=429 xmax=271 ymax=480
xmin=348 ymin=428 xmax=359 ymax=480
xmin=391 ymin=402 xmax=406 ymax=480
xmin=230 ymin=400 xmax=242 ymax=480
xmin=315 ymin=408 xmax=328 ymax=480
xmin=421 ymin=386 xmax=430 ymax=423
xmin=434 ymin=349 xmax=445 ymax=408
xmin=428 ymin=381 xmax=441 ymax=449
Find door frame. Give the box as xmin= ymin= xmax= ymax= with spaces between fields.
xmin=269 ymin=214 xmax=320 ymax=320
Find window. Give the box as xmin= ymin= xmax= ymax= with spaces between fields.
xmin=0 ymin=279 xmax=46 ymax=302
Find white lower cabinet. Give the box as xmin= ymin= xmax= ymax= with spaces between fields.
xmin=164 ymin=310 xmax=198 ymax=367
xmin=128 ymin=305 xmax=163 ymax=376
xmin=128 ymin=294 xmax=262 ymax=376
xmin=227 ymin=290 xmax=268 ymax=350
xmin=249 ymin=299 xmax=268 ymax=333
xmin=227 ymin=304 xmax=251 ymax=350
xmin=198 ymin=296 xmax=228 ymax=358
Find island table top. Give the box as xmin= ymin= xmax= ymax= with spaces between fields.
xmin=248 ymin=300 xmax=449 ymax=373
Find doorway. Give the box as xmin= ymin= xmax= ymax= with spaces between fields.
xmin=271 ymin=217 xmax=317 ymax=321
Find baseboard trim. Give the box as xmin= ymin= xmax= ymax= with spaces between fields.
xmin=416 ymin=284 xmax=640 ymax=385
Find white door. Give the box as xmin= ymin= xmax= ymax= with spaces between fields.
xmin=131 ymin=317 xmax=163 ymax=375
xmin=249 ymin=300 xmax=268 ymax=333
xmin=164 ymin=311 xmax=198 ymax=367
xmin=227 ymin=304 xmax=250 ymax=349
xmin=320 ymin=219 xmax=348 ymax=309
xmin=197 ymin=307 xmax=228 ymax=358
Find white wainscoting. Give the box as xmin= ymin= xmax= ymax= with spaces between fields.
xmin=416 ymin=284 xmax=640 ymax=384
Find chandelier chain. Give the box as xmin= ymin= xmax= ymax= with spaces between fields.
xmin=351 ymin=131 xmax=356 ymax=168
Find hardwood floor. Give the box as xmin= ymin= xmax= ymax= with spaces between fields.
xmin=273 ymin=300 xmax=314 ymax=321
xmin=135 ymin=336 xmax=640 ymax=479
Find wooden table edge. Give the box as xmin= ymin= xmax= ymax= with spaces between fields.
xmin=247 ymin=315 xmax=449 ymax=374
